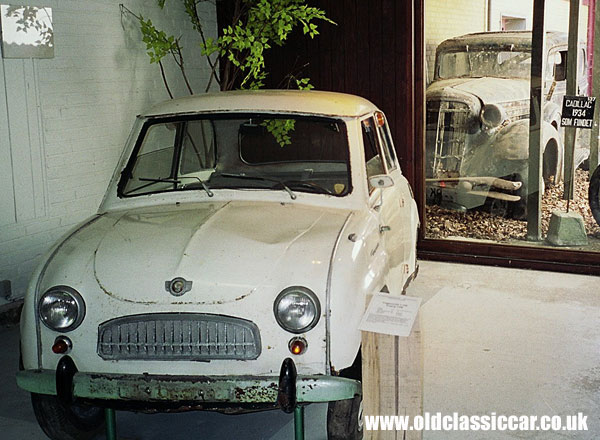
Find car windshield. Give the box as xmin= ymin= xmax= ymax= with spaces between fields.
xmin=119 ymin=115 xmax=351 ymax=198
xmin=437 ymin=48 xmax=531 ymax=79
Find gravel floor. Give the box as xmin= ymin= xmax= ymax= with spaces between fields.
xmin=426 ymin=169 xmax=600 ymax=242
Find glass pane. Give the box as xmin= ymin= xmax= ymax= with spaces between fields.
xmin=121 ymin=116 xmax=351 ymax=197
xmin=239 ymin=119 xmax=347 ymax=164
xmin=124 ymin=124 xmax=178 ymax=195
xmin=180 ymin=120 xmax=216 ymax=174
xmin=424 ymin=0 xmax=600 ymax=252
xmin=0 ymin=5 xmax=53 ymax=58
xmin=362 ymin=118 xmax=384 ymax=192
xmin=380 ymin=122 xmax=398 ymax=168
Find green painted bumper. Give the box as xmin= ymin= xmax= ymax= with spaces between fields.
xmin=16 ymin=369 xmax=361 ymax=404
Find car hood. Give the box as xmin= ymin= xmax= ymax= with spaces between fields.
xmin=427 ymin=77 xmax=529 ymax=104
xmin=92 ymin=202 xmax=350 ymax=304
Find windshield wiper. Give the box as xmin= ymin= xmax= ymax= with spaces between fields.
xmin=139 ymin=177 xmax=180 ymax=184
xmin=135 ymin=176 xmax=213 ymax=197
xmin=180 ymin=176 xmax=213 ymax=197
xmin=219 ymin=173 xmax=297 ymax=200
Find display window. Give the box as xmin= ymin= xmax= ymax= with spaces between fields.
xmin=423 ymin=0 xmax=600 ymax=254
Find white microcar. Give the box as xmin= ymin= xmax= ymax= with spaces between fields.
xmin=17 ymin=90 xmax=419 ymax=440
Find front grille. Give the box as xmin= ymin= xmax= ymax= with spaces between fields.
xmin=426 ymin=100 xmax=471 ymax=178
xmin=97 ymin=313 xmax=261 ymax=361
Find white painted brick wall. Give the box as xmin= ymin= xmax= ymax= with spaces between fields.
xmin=425 ymin=0 xmax=486 ymax=83
xmin=0 ymin=0 xmax=217 ymax=302
xmin=425 ymin=0 xmax=589 ymax=83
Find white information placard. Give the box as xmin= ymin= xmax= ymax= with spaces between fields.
xmin=358 ymin=294 xmax=421 ymax=337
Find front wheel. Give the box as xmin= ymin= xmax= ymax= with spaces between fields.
xmin=589 ymin=166 xmax=600 ymax=227
xmin=327 ymin=394 xmax=363 ymax=440
xmin=31 ymin=393 xmax=105 ymax=440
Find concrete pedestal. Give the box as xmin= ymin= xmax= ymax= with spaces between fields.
xmin=546 ymin=210 xmax=588 ymax=246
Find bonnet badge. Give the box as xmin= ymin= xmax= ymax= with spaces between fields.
xmin=165 ymin=277 xmax=192 ymax=296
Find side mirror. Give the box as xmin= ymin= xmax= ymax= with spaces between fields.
xmin=369 ymin=175 xmax=394 ymax=189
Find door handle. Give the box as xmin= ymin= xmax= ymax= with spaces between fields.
xmin=379 ymin=225 xmax=391 ymax=234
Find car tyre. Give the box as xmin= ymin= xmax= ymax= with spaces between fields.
xmin=589 ymin=166 xmax=600 ymax=227
xmin=489 ymin=198 xmax=509 ymax=218
xmin=327 ymin=348 xmax=363 ymax=440
xmin=327 ymin=394 xmax=363 ymax=440
xmin=31 ymin=393 xmax=105 ymax=440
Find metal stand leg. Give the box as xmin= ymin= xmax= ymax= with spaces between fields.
xmin=105 ymin=408 xmax=117 ymax=440
xmin=294 ymin=405 xmax=304 ymax=440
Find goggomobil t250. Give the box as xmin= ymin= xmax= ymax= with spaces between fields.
xmin=17 ymin=90 xmax=419 ymax=440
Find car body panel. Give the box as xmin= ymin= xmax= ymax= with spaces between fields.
xmin=19 ymin=90 xmax=419 ymax=411
xmin=426 ymin=31 xmax=586 ymax=214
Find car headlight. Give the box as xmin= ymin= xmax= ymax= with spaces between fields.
xmin=480 ymin=103 xmax=506 ymax=128
xmin=273 ymin=286 xmax=321 ymax=333
xmin=38 ymin=286 xmax=85 ymax=332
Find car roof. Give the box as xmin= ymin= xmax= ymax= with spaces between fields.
xmin=142 ymin=90 xmax=379 ymax=118
xmin=437 ymin=30 xmax=569 ymax=52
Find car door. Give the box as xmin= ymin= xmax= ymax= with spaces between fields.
xmin=360 ymin=114 xmax=406 ymax=295
xmin=376 ymin=113 xmax=416 ymax=275
xmin=376 ymin=113 xmax=416 ymax=286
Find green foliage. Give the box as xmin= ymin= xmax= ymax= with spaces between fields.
xmin=294 ymin=77 xmax=314 ymax=90
xmin=124 ymin=0 xmax=333 ymax=145
xmin=139 ymin=17 xmax=178 ymax=64
xmin=261 ymin=77 xmax=312 ymax=146
xmin=262 ymin=119 xmax=296 ymax=146
xmin=199 ymin=0 xmax=334 ymax=89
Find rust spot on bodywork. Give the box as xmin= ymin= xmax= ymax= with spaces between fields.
xmin=233 ymin=382 xmax=278 ymax=402
xmin=93 ymin=249 xmax=157 ymax=304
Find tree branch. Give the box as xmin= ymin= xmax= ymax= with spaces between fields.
xmin=187 ymin=0 xmax=221 ymax=88
xmin=173 ymin=43 xmax=194 ymax=95
xmin=158 ymin=60 xmax=174 ymax=99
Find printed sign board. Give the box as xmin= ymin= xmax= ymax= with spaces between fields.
xmin=359 ymin=293 xmax=421 ymax=337
xmin=560 ymin=96 xmax=596 ymax=129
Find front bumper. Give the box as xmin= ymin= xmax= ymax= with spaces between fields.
xmin=427 ymin=176 xmax=522 ymax=202
xmin=17 ymin=365 xmax=360 ymax=406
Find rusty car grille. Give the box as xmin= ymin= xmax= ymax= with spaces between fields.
xmin=97 ymin=313 xmax=261 ymax=361
xmin=426 ymin=100 xmax=471 ymax=178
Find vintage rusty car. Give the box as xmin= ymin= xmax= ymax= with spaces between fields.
xmin=426 ymin=31 xmax=588 ymax=217
xmin=17 ymin=90 xmax=419 ymax=439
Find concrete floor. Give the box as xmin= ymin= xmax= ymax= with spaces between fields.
xmin=1 ymin=260 xmax=599 ymax=439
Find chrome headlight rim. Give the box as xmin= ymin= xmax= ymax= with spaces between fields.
xmin=273 ymin=286 xmax=321 ymax=334
xmin=38 ymin=285 xmax=86 ymax=332
xmin=480 ymin=103 xmax=506 ymax=129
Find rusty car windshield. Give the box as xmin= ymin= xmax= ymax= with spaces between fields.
xmin=437 ymin=49 xmax=531 ymax=80
xmin=118 ymin=115 xmax=351 ymax=198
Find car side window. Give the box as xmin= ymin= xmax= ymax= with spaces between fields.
xmin=554 ymin=50 xmax=567 ymax=82
xmin=130 ymin=123 xmax=177 ymax=181
xmin=377 ymin=120 xmax=397 ymax=172
xmin=362 ymin=117 xmax=385 ymax=193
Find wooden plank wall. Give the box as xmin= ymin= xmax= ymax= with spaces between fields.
xmin=216 ymin=0 xmax=420 ymax=190
xmin=362 ymin=314 xmax=423 ymax=440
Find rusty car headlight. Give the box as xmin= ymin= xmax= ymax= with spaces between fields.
xmin=480 ymin=104 xmax=506 ymax=129
xmin=38 ymin=286 xmax=85 ymax=332
xmin=273 ymin=286 xmax=320 ymax=334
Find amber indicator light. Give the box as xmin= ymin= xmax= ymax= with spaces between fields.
xmin=288 ymin=337 xmax=307 ymax=355
xmin=375 ymin=111 xmax=385 ymax=127
xmin=52 ymin=337 xmax=71 ymax=354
